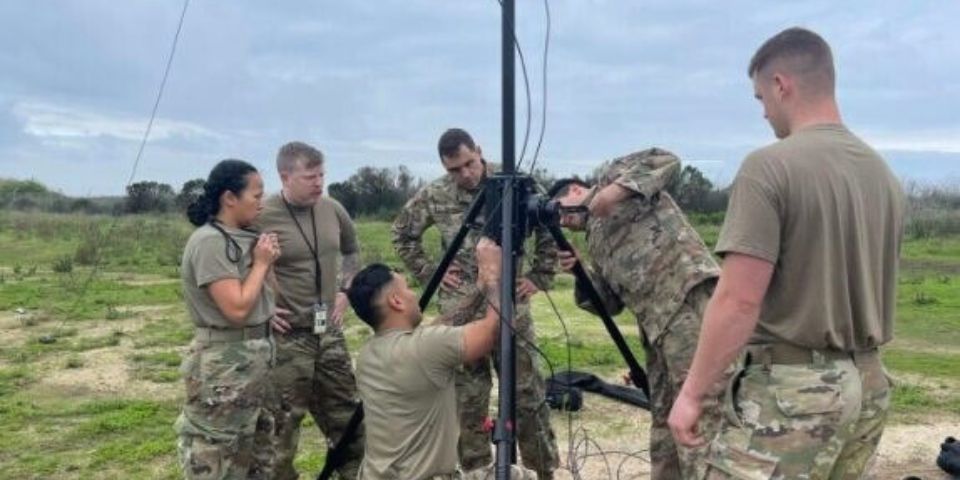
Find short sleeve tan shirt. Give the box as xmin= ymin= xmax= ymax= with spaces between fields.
xmin=356 ymin=325 xmax=464 ymax=479
xmin=255 ymin=194 xmax=358 ymax=327
xmin=180 ymin=223 xmax=274 ymax=329
xmin=716 ymin=124 xmax=905 ymax=351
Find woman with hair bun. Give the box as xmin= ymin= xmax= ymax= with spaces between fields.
xmin=175 ymin=158 xmax=281 ymax=479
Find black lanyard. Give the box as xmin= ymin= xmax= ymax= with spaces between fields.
xmin=209 ymin=220 xmax=247 ymax=264
xmin=281 ymin=193 xmax=322 ymax=294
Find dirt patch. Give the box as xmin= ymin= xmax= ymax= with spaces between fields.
xmin=545 ymin=394 xmax=960 ymax=478
xmin=871 ymin=421 xmax=957 ymax=479
xmin=0 ymin=311 xmax=41 ymax=345
xmin=35 ymin=347 xmax=184 ymax=402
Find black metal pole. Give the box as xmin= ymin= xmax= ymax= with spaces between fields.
xmin=495 ymin=0 xmax=517 ymax=478
xmin=502 ymin=0 xmax=514 ymax=175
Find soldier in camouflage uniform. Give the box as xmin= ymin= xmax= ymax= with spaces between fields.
xmin=391 ymin=128 xmax=560 ymax=478
xmin=254 ymin=142 xmax=364 ymax=479
xmin=550 ymin=147 xmax=726 ymax=479
xmin=668 ymin=28 xmax=904 ymax=478
xmin=176 ymin=159 xmax=280 ymax=479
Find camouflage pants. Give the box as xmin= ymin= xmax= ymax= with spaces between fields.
xmin=644 ymin=281 xmax=728 ymax=480
xmin=175 ymin=336 xmax=278 ymax=480
xmin=271 ymin=326 xmax=363 ymax=480
xmin=704 ymin=347 xmax=890 ymax=479
xmin=439 ymin=293 xmax=559 ymax=479
xmin=459 ymin=463 xmax=539 ymax=479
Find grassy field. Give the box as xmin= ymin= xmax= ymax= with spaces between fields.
xmin=0 ymin=211 xmax=957 ymax=478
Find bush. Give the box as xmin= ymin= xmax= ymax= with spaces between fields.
xmin=52 ymin=256 xmax=74 ymax=274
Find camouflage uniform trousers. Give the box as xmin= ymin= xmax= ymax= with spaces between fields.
xmin=458 ymin=463 xmax=538 ymax=479
xmin=175 ymin=336 xmax=279 ymax=480
xmin=270 ymin=326 xmax=364 ymax=480
xmin=440 ymin=291 xmax=559 ymax=479
xmin=704 ymin=345 xmax=890 ymax=479
xmin=644 ymin=280 xmax=728 ymax=480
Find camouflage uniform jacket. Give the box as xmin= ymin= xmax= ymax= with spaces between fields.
xmin=576 ymin=148 xmax=720 ymax=342
xmin=392 ymin=165 xmax=558 ymax=311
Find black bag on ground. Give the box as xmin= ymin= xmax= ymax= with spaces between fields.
xmin=545 ymin=371 xmax=650 ymax=411
xmin=938 ymin=436 xmax=960 ymax=477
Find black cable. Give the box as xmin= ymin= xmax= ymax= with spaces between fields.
xmin=541 ymin=288 xmax=651 ymax=479
xmin=527 ymin=0 xmax=551 ymax=175
xmin=49 ymin=0 xmax=191 ymax=336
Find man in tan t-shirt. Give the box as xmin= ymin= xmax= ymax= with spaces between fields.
xmin=347 ymin=239 xmax=534 ymax=480
xmin=669 ymin=28 xmax=905 ymax=478
xmin=254 ymin=141 xmax=364 ymax=479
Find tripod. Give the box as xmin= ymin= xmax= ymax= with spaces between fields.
xmin=417 ymin=175 xmax=651 ymax=479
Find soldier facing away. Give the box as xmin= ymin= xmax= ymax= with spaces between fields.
xmin=254 ymin=142 xmax=364 ymax=479
xmin=391 ymin=128 xmax=559 ymax=478
xmin=668 ymin=27 xmax=905 ymax=478
xmin=549 ymin=148 xmax=728 ymax=479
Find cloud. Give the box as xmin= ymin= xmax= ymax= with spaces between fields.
xmin=12 ymin=101 xmax=223 ymax=142
xmin=862 ymin=127 xmax=960 ymax=154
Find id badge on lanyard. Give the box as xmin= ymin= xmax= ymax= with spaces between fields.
xmin=313 ymin=302 xmax=327 ymax=335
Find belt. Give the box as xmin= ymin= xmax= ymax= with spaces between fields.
xmin=745 ymin=343 xmax=878 ymax=366
xmin=286 ymin=326 xmax=320 ymax=335
xmin=195 ymin=323 xmax=270 ymax=342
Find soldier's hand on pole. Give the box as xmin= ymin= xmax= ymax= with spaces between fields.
xmin=330 ymin=292 xmax=349 ymax=327
xmin=557 ymin=249 xmax=579 ymax=273
xmin=270 ymin=307 xmax=293 ymax=334
xmin=476 ymin=239 xmax=502 ymax=285
xmin=516 ymin=278 xmax=540 ymax=301
xmin=441 ymin=262 xmax=463 ymax=291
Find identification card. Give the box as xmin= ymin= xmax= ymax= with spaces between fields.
xmin=313 ymin=302 xmax=327 ymax=335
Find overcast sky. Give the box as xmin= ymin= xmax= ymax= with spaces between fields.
xmin=2 ymin=0 xmax=958 ymax=196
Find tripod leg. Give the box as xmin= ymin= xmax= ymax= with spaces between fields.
xmin=544 ymin=222 xmax=651 ymax=399
xmin=418 ymin=189 xmax=486 ymax=311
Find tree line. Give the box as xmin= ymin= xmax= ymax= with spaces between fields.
xmin=5 ymin=167 xmax=960 ymax=238
xmin=0 ymin=165 xmax=743 ymax=219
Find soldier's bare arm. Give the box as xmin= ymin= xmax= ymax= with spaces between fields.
xmin=669 ymin=252 xmax=773 ymax=447
xmin=332 ymin=202 xmax=361 ymax=325
xmin=208 ymin=234 xmax=279 ymax=325
xmin=462 ymin=239 xmax=502 ymax=364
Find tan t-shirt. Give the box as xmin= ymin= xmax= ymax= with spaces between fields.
xmin=356 ymin=325 xmax=463 ymax=480
xmin=180 ymin=223 xmax=274 ymax=328
xmin=716 ymin=124 xmax=905 ymax=351
xmin=254 ymin=194 xmax=358 ymax=327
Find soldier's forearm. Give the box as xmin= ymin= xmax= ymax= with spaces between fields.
xmin=339 ymin=252 xmax=360 ymax=290
xmin=435 ymin=290 xmax=486 ymax=326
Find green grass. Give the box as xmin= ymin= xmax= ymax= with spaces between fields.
xmin=0 ymin=275 xmax=180 ymax=321
xmin=130 ymin=350 xmax=183 ymax=383
xmin=133 ymin=317 xmax=193 ymax=349
xmin=0 ymin=396 xmax=181 ymax=478
xmin=884 ymin=349 xmax=960 ymax=379
xmin=892 ymin=274 xmax=960 ymax=347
